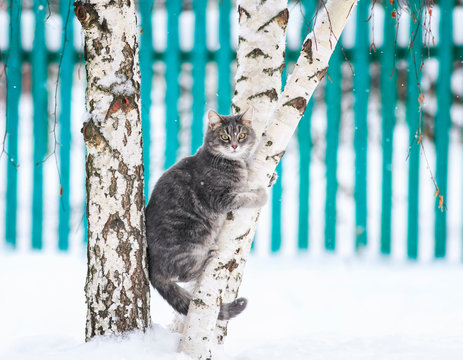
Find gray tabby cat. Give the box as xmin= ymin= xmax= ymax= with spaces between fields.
xmin=145 ymin=108 xmax=267 ymax=320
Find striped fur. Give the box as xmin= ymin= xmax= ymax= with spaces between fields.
xmin=146 ymin=110 xmax=265 ymax=320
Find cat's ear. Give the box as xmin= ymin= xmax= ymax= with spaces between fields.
xmin=241 ymin=107 xmax=254 ymax=126
xmin=207 ymin=110 xmax=222 ymax=129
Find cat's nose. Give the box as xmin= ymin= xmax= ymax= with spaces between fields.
xmin=232 ymin=145 xmax=237 ymax=150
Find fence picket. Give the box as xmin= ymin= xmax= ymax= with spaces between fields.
xmin=380 ymin=1 xmax=397 ymax=255
xmin=353 ymin=1 xmax=370 ymax=251
xmin=58 ymin=0 xmax=74 ymax=251
xmin=165 ymin=0 xmax=181 ymax=169
xmin=218 ymin=0 xmax=232 ymax=114
xmin=192 ymin=0 xmax=207 ymax=154
xmin=31 ymin=0 xmax=48 ymax=250
xmin=296 ymin=0 xmax=316 ymax=251
xmin=271 ymin=162 xmax=283 ymax=252
xmin=139 ymin=0 xmax=153 ymax=198
xmin=297 ymin=99 xmax=312 ymax=251
xmin=434 ymin=0 xmax=453 ymax=258
xmin=325 ymin=45 xmax=342 ymax=251
xmin=5 ymin=0 xmax=22 ymax=248
xmin=406 ymin=10 xmax=423 ymax=260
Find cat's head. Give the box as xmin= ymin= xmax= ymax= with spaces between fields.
xmin=204 ymin=108 xmax=257 ymax=160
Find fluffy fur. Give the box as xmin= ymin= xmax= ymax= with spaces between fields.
xmin=145 ymin=108 xmax=266 ymax=320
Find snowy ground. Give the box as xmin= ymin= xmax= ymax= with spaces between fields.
xmin=1 ymin=253 xmax=463 ymax=360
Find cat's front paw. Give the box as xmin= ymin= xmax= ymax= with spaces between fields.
xmin=252 ymin=187 xmax=268 ymax=208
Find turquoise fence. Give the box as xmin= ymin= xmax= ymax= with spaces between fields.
xmin=0 ymin=0 xmax=462 ymax=259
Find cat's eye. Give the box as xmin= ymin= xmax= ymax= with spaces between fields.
xmin=238 ymin=133 xmax=247 ymax=140
xmin=220 ymin=134 xmax=230 ymax=141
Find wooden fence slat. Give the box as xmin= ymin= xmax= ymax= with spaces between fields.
xmin=406 ymin=9 xmax=423 ymax=260
xmin=434 ymin=0 xmax=453 ymax=258
xmin=297 ymin=98 xmax=313 ymax=251
xmin=218 ymin=0 xmax=231 ymax=114
xmin=380 ymin=1 xmax=397 ymax=255
xmin=58 ymin=0 xmax=74 ymax=251
xmin=297 ymin=0 xmax=316 ymax=251
xmin=191 ymin=0 xmax=207 ymax=154
xmin=31 ymin=0 xmax=48 ymax=250
xmin=5 ymin=0 xmax=22 ymax=248
xmin=165 ymin=0 xmax=181 ymax=169
xmin=139 ymin=0 xmax=153 ymax=199
xmin=271 ymin=162 xmax=283 ymax=252
xmin=324 ymin=45 xmax=342 ymax=251
xmin=353 ymin=0 xmax=370 ymax=251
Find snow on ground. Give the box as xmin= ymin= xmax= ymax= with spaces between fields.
xmin=1 ymin=253 xmax=462 ymax=360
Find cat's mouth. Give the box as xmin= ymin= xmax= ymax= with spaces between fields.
xmin=219 ymin=147 xmax=245 ymax=159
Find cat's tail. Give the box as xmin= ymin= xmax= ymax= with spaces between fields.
xmin=150 ymin=275 xmax=247 ymax=320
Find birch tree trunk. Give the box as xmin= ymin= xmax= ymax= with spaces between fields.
xmin=74 ymin=0 xmax=151 ymax=341
xmin=179 ymin=0 xmax=358 ymax=358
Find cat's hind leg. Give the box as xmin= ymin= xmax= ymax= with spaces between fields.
xmin=176 ymin=243 xmax=214 ymax=282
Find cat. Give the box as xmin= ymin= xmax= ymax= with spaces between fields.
xmin=145 ymin=108 xmax=267 ymax=320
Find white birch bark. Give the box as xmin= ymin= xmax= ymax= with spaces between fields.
xmin=74 ymin=0 xmax=151 ymax=341
xmin=215 ymin=0 xmax=288 ymax=343
xmin=177 ymin=1 xmax=288 ymax=357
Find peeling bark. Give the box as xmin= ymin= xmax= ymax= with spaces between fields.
xmin=179 ymin=0 xmax=358 ymax=358
xmin=74 ymin=0 xmax=150 ymax=341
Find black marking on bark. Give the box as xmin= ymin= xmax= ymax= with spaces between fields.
xmin=283 ymin=97 xmax=307 ymax=116
xmin=263 ymin=63 xmax=285 ymax=76
xmin=302 ymin=38 xmax=313 ymax=64
xmin=236 ymin=229 xmax=251 ymax=241
xmin=134 ymin=164 xmax=145 ymax=212
xmin=118 ymin=39 xmax=135 ymax=80
xmin=257 ymin=9 xmax=289 ymax=32
xmin=227 ymin=211 xmax=234 ymax=221
xmin=109 ymin=170 xmax=117 ymax=197
xmin=238 ymin=6 xmax=251 ymax=21
xmin=73 ymin=1 xmax=107 ymax=31
xmin=266 ymin=140 xmax=273 ymax=146
xmin=232 ymin=103 xmax=241 ymax=114
xmin=245 ymin=48 xmax=270 ymax=59
xmin=236 ymin=75 xmax=248 ymax=83
xmin=224 ymin=259 xmax=239 ymax=273
xmin=82 ymin=120 xmax=109 ymax=150
xmin=92 ymin=39 xmax=103 ymax=56
xmin=247 ymin=88 xmax=278 ymax=102
xmin=116 ymin=238 xmax=133 ymax=272
xmin=125 ymin=119 xmax=132 ymax=136
xmin=112 ymin=118 xmax=119 ymax=131
xmin=266 ymin=151 xmax=286 ymax=165
xmin=102 ymin=213 xmax=126 ymax=241
xmin=308 ymin=67 xmax=328 ymax=82
xmin=268 ymin=172 xmax=278 ymax=187
xmin=193 ymin=298 xmax=207 ymax=307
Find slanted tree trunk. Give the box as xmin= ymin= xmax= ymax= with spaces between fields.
xmin=74 ymin=0 xmax=151 ymax=341
xmin=179 ymin=0 xmax=358 ymax=358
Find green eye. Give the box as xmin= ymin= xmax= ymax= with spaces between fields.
xmin=220 ymin=134 xmax=230 ymax=141
xmin=238 ymin=133 xmax=247 ymax=140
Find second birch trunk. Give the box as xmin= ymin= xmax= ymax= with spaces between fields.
xmin=75 ymin=0 xmax=151 ymax=340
